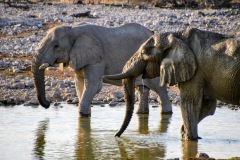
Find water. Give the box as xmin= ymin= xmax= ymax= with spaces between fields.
xmin=0 ymin=104 xmax=239 ymax=159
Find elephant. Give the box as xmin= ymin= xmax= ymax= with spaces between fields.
xmin=32 ymin=23 xmax=172 ymax=117
xmin=104 ymin=27 xmax=240 ymax=140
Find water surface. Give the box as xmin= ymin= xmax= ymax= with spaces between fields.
xmin=0 ymin=104 xmax=239 ymax=159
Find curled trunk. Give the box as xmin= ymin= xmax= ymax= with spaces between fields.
xmin=115 ymin=76 xmax=135 ymax=137
xmin=32 ymin=55 xmax=50 ymax=108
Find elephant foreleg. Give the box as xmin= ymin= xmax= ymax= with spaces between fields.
xmin=76 ymin=64 xmax=104 ymax=117
xmin=146 ymin=79 xmax=172 ymax=114
xmin=179 ymin=80 xmax=203 ymax=141
xmin=136 ymin=85 xmax=150 ymax=114
xmin=156 ymin=84 xmax=172 ymax=114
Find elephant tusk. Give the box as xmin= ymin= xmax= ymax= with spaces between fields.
xmin=39 ymin=63 xmax=50 ymax=70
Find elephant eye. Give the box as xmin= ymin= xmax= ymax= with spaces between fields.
xmin=54 ymin=44 xmax=59 ymax=49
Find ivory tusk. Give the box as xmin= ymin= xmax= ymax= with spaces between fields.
xmin=39 ymin=63 xmax=49 ymax=70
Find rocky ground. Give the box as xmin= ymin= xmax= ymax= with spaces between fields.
xmin=0 ymin=2 xmax=240 ymax=109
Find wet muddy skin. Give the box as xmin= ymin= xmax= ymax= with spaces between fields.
xmin=0 ymin=104 xmax=239 ymax=159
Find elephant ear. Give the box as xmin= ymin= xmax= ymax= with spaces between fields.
xmin=159 ymin=34 xmax=197 ymax=86
xmin=69 ymin=31 xmax=103 ymax=70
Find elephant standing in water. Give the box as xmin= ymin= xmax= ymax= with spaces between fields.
xmin=32 ymin=23 xmax=172 ymax=117
xmin=105 ymin=28 xmax=240 ymax=140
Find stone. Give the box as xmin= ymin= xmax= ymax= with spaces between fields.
xmin=47 ymin=67 xmax=57 ymax=71
xmin=54 ymin=102 xmax=61 ymax=106
xmin=24 ymin=60 xmax=32 ymax=65
xmin=63 ymin=72 xmax=71 ymax=77
xmin=94 ymin=97 xmax=104 ymax=101
xmin=52 ymin=88 xmax=61 ymax=98
xmin=29 ymin=98 xmax=39 ymax=105
xmin=6 ymin=98 xmax=15 ymax=105
xmin=0 ymin=18 xmax=11 ymax=27
xmin=57 ymin=81 xmax=66 ymax=88
xmin=195 ymin=153 xmax=210 ymax=159
xmin=25 ymin=79 xmax=34 ymax=88
xmin=66 ymin=99 xmax=73 ymax=104
xmin=11 ymin=82 xmax=25 ymax=89
xmin=109 ymin=91 xmax=124 ymax=99
xmin=14 ymin=97 xmax=22 ymax=105
xmin=91 ymin=100 xmax=104 ymax=105
xmin=45 ymin=86 xmax=51 ymax=91
xmin=51 ymin=80 xmax=58 ymax=87
xmin=25 ymin=65 xmax=32 ymax=71
xmin=109 ymin=101 xmax=118 ymax=107
xmin=72 ymin=97 xmax=79 ymax=104
xmin=12 ymin=68 xmax=22 ymax=73
xmin=15 ymin=75 xmax=24 ymax=82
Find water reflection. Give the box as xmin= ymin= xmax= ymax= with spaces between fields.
xmin=75 ymin=117 xmax=95 ymax=160
xmin=137 ymin=114 xmax=149 ymax=134
xmin=112 ymin=113 xmax=173 ymax=159
xmin=33 ymin=119 xmax=49 ymax=160
xmin=0 ymin=105 xmax=239 ymax=159
xmin=159 ymin=114 xmax=172 ymax=133
xmin=115 ymin=136 xmax=166 ymax=159
xmin=182 ymin=141 xmax=198 ymax=159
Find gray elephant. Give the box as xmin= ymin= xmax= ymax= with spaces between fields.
xmin=32 ymin=23 xmax=172 ymax=117
xmin=104 ymin=28 xmax=240 ymax=140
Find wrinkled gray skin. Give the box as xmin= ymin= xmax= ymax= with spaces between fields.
xmin=32 ymin=23 xmax=172 ymax=117
xmin=105 ymin=28 xmax=240 ymax=140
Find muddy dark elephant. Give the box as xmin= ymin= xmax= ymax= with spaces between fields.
xmin=32 ymin=23 xmax=172 ymax=117
xmin=104 ymin=28 xmax=240 ymax=140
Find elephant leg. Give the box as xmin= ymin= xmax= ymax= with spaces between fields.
xmin=75 ymin=69 xmax=84 ymax=100
xmin=198 ymin=98 xmax=216 ymax=123
xmin=146 ymin=78 xmax=172 ymax=114
xmin=156 ymin=84 xmax=172 ymax=114
xmin=136 ymin=85 xmax=149 ymax=114
xmin=76 ymin=64 xmax=104 ymax=117
xmin=181 ymin=98 xmax=216 ymax=135
xmin=179 ymin=80 xmax=203 ymax=141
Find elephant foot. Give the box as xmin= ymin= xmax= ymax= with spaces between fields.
xmin=161 ymin=111 xmax=173 ymax=115
xmin=183 ymin=136 xmax=202 ymax=141
xmin=181 ymin=124 xmax=201 ymax=141
xmin=79 ymin=112 xmax=91 ymax=117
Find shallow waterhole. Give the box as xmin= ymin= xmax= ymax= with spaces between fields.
xmin=0 ymin=104 xmax=239 ymax=159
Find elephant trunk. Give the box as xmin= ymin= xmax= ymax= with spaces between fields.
xmin=115 ymin=76 xmax=135 ymax=137
xmin=32 ymin=53 xmax=50 ymax=108
xmin=114 ymin=55 xmax=146 ymax=137
xmin=104 ymin=52 xmax=146 ymax=81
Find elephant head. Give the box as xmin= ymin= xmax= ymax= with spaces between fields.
xmin=104 ymin=32 xmax=197 ymax=137
xmin=32 ymin=25 xmax=103 ymax=108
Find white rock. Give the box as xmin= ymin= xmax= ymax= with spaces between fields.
xmin=29 ymin=98 xmax=39 ymax=105
xmin=25 ymin=79 xmax=34 ymax=88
